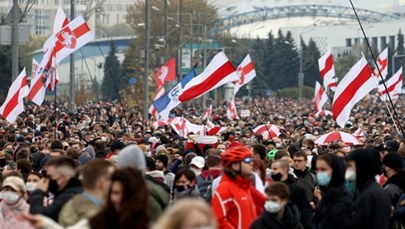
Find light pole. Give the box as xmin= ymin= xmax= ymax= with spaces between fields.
xmin=144 ymin=0 xmax=151 ymax=119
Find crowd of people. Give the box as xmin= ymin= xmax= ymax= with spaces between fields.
xmin=0 ymin=95 xmax=404 ymax=229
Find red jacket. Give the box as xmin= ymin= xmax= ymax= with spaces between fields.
xmin=211 ymin=174 xmax=265 ymax=229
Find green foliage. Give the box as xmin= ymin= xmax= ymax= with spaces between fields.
xmin=0 ymin=46 xmax=12 ymax=101
xmin=101 ymin=41 xmax=122 ymax=101
xmin=394 ymin=29 xmax=405 ymax=73
xmin=303 ymin=38 xmax=321 ymax=87
xmin=276 ymin=86 xmax=314 ymax=99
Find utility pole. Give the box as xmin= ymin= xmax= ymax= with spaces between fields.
xmin=298 ymin=40 xmax=304 ymax=99
xmin=11 ymin=0 xmax=19 ymax=81
xmin=178 ymin=0 xmax=183 ymax=79
xmin=69 ymin=0 xmax=76 ymax=112
xmin=189 ymin=13 xmax=193 ymax=70
xmin=164 ymin=0 xmax=168 ymax=63
xmin=143 ymin=0 xmax=150 ymax=119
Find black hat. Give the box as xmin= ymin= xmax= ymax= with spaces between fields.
xmin=383 ymin=153 xmax=404 ymax=172
xmin=155 ymin=154 xmax=168 ymax=167
xmin=384 ymin=140 xmax=399 ymax=154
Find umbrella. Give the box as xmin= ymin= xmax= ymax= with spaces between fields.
xmin=253 ymin=124 xmax=282 ymax=140
xmin=314 ymin=110 xmax=333 ymax=118
xmin=315 ymin=131 xmax=363 ymax=146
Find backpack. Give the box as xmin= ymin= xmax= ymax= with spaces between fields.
xmin=196 ymin=174 xmax=213 ymax=203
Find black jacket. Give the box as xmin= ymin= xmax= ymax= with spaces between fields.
xmin=355 ymin=180 xmax=392 ymax=229
xmin=284 ymin=175 xmax=313 ymax=229
xmin=250 ymin=202 xmax=304 ymax=229
xmin=315 ymin=186 xmax=357 ymax=229
xmin=383 ymin=173 xmax=405 ymax=206
xmin=29 ymin=177 xmax=82 ymax=221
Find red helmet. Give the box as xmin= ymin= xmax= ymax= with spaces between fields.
xmin=221 ymin=145 xmax=253 ymax=167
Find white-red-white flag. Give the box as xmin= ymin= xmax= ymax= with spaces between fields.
xmin=226 ymin=99 xmax=239 ymax=120
xmin=314 ymin=81 xmax=328 ymax=112
xmin=318 ymin=51 xmax=338 ymax=92
xmin=332 ymin=56 xmax=375 ymax=127
xmin=156 ymin=58 xmax=176 ymax=90
xmin=43 ymin=5 xmax=70 ymax=53
xmin=0 ymin=69 xmax=29 ymax=123
xmin=53 ymin=16 xmax=94 ymax=64
xmin=233 ymin=54 xmax=256 ymax=95
xmin=169 ymin=117 xmax=204 ymax=136
xmin=27 ymin=47 xmax=57 ymax=105
xmin=206 ymin=119 xmax=226 ymax=136
xmin=149 ymin=88 xmax=166 ymax=120
xmin=203 ymin=104 xmax=212 ymax=120
xmin=374 ymin=47 xmax=388 ymax=80
xmin=378 ymin=67 xmax=403 ymax=101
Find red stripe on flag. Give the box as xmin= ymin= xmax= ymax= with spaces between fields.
xmin=2 ymin=91 xmax=19 ymax=118
xmin=323 ymin=131 xmax=340 ymax=143
xmin=380 ymin=74 xmax=403 ymax=96
xmin=27 ymin=78 xmax=45 ymax=100
xmin=333 ymin=65 xmax=372 ymax=119
xmin=54 ymin=23 xmax=91 ymax=53
xmin=242 ymin=61 xmax=254 ymax=75
xmin=320 ymin=55 xmax=333 ymax=78
xmin=179 ymin=61 xmax=235 ymax=101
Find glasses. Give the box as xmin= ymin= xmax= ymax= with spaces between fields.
xmin=242 ymin=157 xmax=253 ymax=163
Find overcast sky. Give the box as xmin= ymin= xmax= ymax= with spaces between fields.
xmin=212 ymin=0 xmax=403 ymax=15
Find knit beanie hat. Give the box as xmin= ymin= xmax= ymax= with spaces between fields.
xmin=383 ymin=153 xmax=404 ymax=173
xmin=117 ymin=145 xmax=146 ymax=172
xmin=155 ymin=154 xmax=169 ymax=167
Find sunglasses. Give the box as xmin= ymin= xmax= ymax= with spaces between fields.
xmin=242 ymin=157 xmax=253 ymax=163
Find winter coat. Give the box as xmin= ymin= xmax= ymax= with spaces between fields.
xmin=29 ymin=177 xmax=83 ymax=222
xmin=383 ymin=173 xmax=405 ymax=206
xmin=294 ymin=167 xmax=317 ymax=202
xmin=211 ymin=174 xmax=265 ymax=229
xmin=145 ymin=177 xmax=170 ymax=222
xmin=250 ymin=202 xmax=304 ymax=229
xmin=0 ymin=199 xmax=34 ymax=229
xmin=315 ymin=186 xmax=357 ymax=229
xmin=394 ymin=193 xmax=405 ymax=227
xmin=172 ymin=185 xmax=200 ymax=202
xmin=58 ymin=193 xmax=102 ymax=227
xmin=284 ymin=174 xmax=313 ymax=229
xmin=354 ymin=180 xmax=392 ymax=229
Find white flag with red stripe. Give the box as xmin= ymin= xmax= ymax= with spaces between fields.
xmin=374 ymin=47 xmax=388 ymax=80
xmin=332 ymin=56 xmax=375 ymax=127
xmin=226 ymin=99 xmax=239 ymax=120
xmin=43 ymin=5 xmax=70 ymax=53
xmin=53 ymin=16 xmax=94 ymax=64
xmin=314 ymin=81 xmax=328 ymax=112
xmin=0 ymin=69 xmax=29 ymax=123
xmin=178 ymin=51 xmax=239 ymax=102
xmin=149 ymin=88 xmax=166 ymax=120
xmin=378 ymin=67 xmax=403 ymax=101
xmin=203 ymin=104 xmax=213 ymax=120
xmin=27 ymin=47 xmax=57 ymax=105
xmin=169 ymin=117 xmax=204 ymax=136
xmin=318 ymin=51 xmax=337 ymax=92
xmin=233 ymin=54 xmax=256 ymax=95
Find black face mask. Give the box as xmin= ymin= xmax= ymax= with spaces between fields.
xmin=48 ymin=179 xmax=59 ymax=194
xmin=175 ymin=185 xmax=190 ymax=192
xmin=271 ymin=172 xmax=283 ymax=181
xmin=0 ymin=158 xmax=6 ymax=167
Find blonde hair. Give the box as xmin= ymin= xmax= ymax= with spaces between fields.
xmin=153 ymin=198 xmax=216 ymax=229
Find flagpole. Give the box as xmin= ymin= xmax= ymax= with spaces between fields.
xmin=69 ymin=0 xmax=75 ymax=113
xmin=54 ymin=85 xmax=57 ymax=138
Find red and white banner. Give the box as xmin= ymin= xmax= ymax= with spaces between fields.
xmin=233 ymin=54 xmax=256 ymax=95
xmin=27 ymin=48 xmax=57 ymax=105
xmin=149 ymin=88 xmax=166 ymax=120
xmin=169 ymin=117 xmax=204 ymax=137
xmin=314 ymin=81 xmax=328 ymax=112
xmin=378 ymin=67 xmax=403 ymax=101
xmin=318 ymin=51 xmax=337 ymax=92
xmin=43 ymin=5 xmax=70 ymax=53
xmin=332 ymin=56 xmax=375 ymax=127
xmin=53 ymin=16 xmax=94 ymax=64
xmin=206 ymin=119 xmax=226 ymax=136
xmin=203 ymin=104 xmax=212 ymax=120
xmin=374 ymin=47 xmax=388 ymax=80
xmin=253 ymin=124 xmax=282 ymax=140
xmin=0 ymin=69 xmax=29 ymax=123
xmin=226 ymin=99 xmax=239 ymax=120
xmin=156 ymin=58 xmax=176 ymax=90
xmin=179 ymin=51 xmax=239 ymax=102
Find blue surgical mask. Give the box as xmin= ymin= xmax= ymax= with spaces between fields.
xmin=316 ymin=171 xmax=331 ymax=187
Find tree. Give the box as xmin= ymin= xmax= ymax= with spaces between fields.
xmin=101 ymin=41 xmax=122 ymax=101
xmin=394 ymin=29 xmax=405 ymax=73
xmin=303 ymin=38 xmax=321 ymax=87
xmin=0 ymin=46 xmax=13 ymax=100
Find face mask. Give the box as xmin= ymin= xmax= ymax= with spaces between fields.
xmin=175 ymin=185 xmax=191 ymax=192
xmin=345 ymin=170 xmax=356 ymax=182
xmin=271 ymin=172 xmax=283 ymax=181
xmin=48 ymin=179 xmax=59 ymax=194
xmin=26 ymin=182 xmax=38 ymax=192
xmin=275 ymin=142 xmax=282 ymax=148
xmin=345 ymin=181 xmax=357 ymax=195
xmin=1 ymin=191 xmax=20 ymax=205
xmin=190 ymin=168 xmax=202 ymax=176
xmin=316 ymin=171 xmax=331 ymax=187
xmin=4 ymin=149 xmax=13 ymax=155
xmin=0 ymin=158 xmax=6 ymax=167
xmin=101 ymin=137 xmax=107 ymax=142
xmin=264 ymin=200 xmax=282 ymax=213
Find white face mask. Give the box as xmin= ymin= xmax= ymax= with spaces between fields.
xmin=101 ymin=137 xmax=107 ymax=142
xmin=264 ymin=200 xmax=282 ymax=213
xmin=345 ymin=170 xmax=356 ymax=181
xmin=1 ymin=191 xmax=20 ymax=205
xmin=26 ymin=182 xmax=38 ymax=192
xmin=190 ymin=168 xmax=202 ymax=176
